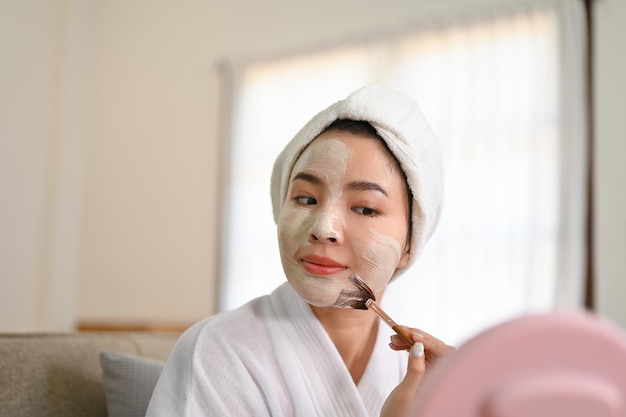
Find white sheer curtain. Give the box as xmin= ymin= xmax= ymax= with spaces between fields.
xmin=220 ymin=0 xmax=587 ymax=345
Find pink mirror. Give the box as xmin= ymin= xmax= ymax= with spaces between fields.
xmin=409 ymin=311 xmax=626 ymax=417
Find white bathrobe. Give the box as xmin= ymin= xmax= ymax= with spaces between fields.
xmin=146 ymin=282 xmax=407 ymax=416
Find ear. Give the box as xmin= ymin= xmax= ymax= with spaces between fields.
xmin=397 ymin=246 xmax=411 ymax=269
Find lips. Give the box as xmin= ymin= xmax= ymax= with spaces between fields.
xmin=301 ymin=255 xmax=347 ymax=276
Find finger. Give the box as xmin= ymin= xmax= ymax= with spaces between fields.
xmin=390 ymin=332 xmax=423 ymax=351
xmin=409 ymin=341 xmax=426 ymax=373
xmin=415 ymin=335 xmax=455 ymax=362
xmin=380 ymin=342 xmax=427 ymax=417
xmin=401 ymin=342 xmax=426 ymax=394
xmin=389 ymin=335 xmax=410 ymax=350
xmin=400 ymin=328 xmax=456 ymax=360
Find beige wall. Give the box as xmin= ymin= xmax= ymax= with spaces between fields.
xmin=75 ymin=1 xmax=221 ymax=328
xmin=0 ymin=0 xmax=80 ymax=331
xmin=1 ymin=0 xmax=624 ymax=332
xmin=1 ymin=1 xmax=53 ymax=331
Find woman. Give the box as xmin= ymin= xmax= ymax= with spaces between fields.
xmin=146 ymin=85 xmax=454 ymax=417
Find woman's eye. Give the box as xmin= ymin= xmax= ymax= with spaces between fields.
xmin=354 ymin=206 xmax=378 ymax=217
xmin=295 ymin=196 xmax=317 ymax=205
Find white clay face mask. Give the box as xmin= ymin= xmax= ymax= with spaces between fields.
xmin=352 ymin=228 xmax=404 ymax=293
xmin=277 ymin=133 xmax=409 ymax=308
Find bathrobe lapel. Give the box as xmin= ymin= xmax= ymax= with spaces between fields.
xmin=263 ymin=283 xmax=404 ymax=417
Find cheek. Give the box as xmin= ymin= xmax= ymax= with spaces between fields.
xmin=278 ymin=208 xmax=311 ymax=254
xmin=353 ymin=229 xmax=403 ymax=293
xmin=277 ymin=207 xmax=344 ymax=308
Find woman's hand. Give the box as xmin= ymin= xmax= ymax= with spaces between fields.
xmin=389 ymin=327 xmax=455 ymax=366
xmin=380 ymin=328 xmax=455 ymax=417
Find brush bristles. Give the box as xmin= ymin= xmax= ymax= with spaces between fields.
xmin=333 ymin=289 xmax=369 ymax=310
xmin=333 ymin=274 xmax=376 ymax=310
xmin=349 ymin=274 xmax=376 ymax=302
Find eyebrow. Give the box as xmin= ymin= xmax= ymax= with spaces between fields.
xmin=347 ymin=180 xmax=389 ymax=197
xmin=292 ymin=172 xmax=322 ymax=185
xmin=291 ymin=172 xmax=389 ymax=197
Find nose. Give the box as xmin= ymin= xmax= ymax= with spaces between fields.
xmin=309 ymin=206 xmax=342 ymax=244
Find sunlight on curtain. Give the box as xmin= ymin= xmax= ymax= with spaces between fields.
xmin=221 ymin=0 xmax=586 ymax=345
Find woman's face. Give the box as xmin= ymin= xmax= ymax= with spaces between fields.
xmin=277 ymin=130 xmax=411 ymax=307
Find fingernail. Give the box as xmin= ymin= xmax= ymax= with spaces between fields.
xmin=411 ymin=342 xmax=425 ymax=358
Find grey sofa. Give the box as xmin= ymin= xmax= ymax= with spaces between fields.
xmin=0 ymin=332 xmax=179 ymax=417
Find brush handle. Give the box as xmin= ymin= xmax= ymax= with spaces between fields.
xmin=365 ymin=299 xmax=414 ymax=345
xmin=365 ymin=299 xmax=432 ymax=361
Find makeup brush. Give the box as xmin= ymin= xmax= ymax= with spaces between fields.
xmin=335 ymin=275 xmax=433 ymax=360
xmin=347 ymin=274 xmax=417 ymax=349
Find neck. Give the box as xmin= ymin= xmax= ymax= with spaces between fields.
xmin=310 ymin=303 xmax=379 ymax=384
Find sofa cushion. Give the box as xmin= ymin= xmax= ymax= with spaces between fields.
xmin=100 ymin=351 xmax=164 ymax=417
xmin=0 ymin=332 xmax=178 ymax=417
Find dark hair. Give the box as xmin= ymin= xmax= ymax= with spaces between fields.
xmin=321 ymin=119 xmax=413 ymax=248
xmin=324 ymin=119 xmax=381 ymax=140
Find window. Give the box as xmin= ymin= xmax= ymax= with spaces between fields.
xmin=221 ymin=0 xmax=587 ymax=345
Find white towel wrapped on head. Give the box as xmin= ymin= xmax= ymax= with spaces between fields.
xmin=271 ymin=84 xmax=443 ymax=275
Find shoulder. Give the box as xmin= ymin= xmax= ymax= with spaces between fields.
xmin=171 ymin=295 xmax=274 ymax=369
xmin=182 ymin=282 xmax=300 ymax=354
xmin=148 ymin=294 xmax=281 ymax=416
